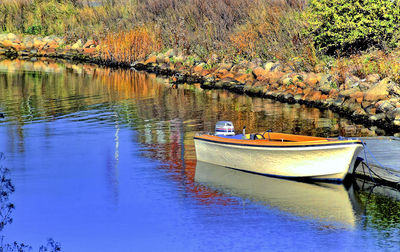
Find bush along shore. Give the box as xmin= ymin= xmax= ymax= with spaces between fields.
xmin=1 ymin=33 xmax=400 ymax=136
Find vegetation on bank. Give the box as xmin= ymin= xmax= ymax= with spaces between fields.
xmin=2 ymin=0 xmax=400 ymax=85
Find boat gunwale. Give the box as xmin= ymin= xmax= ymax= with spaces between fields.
xmin=194 ymin=134 xmax=363 ymax=148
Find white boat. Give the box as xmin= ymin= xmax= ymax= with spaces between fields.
xmin=195 ymin=161 xmax=361 ymax=227
xmin=194 ymin=122 xmax=363 ymax=182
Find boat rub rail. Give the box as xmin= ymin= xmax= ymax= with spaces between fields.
xmin=194 ymin=133 xmax=363 ymax=148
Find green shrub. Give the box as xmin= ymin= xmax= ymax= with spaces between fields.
xmin=308 ymin=0 xmax=400 ymax=55
xmin=25 ymin=24 xmax=43 ymax=35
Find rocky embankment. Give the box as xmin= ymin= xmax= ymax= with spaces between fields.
xmin=136 ymin=53 xmax=400 ymax=136
xmin=1 ymin=33 xmax=400 ymax=135
xmin=0 ymin=33 xmax=99 ymax=62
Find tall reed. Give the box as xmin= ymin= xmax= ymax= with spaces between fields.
xmin=99 ymin=26 xmax=162 ymax=63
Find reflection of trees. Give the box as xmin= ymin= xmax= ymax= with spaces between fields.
xmin=0 ymin=154 xmax=14 ymax=232
xmin=0 ymin=153 xmax=61 ymax=251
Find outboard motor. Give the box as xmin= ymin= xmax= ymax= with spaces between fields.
xmin=215 ymin=121 xmax=235 ymax=136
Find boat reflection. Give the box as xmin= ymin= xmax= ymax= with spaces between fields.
xmin=195 ymin=161 xmax=362 ymax=228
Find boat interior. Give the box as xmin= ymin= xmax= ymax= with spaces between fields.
xmin=219 ymin=132 xmax=331 ymax=142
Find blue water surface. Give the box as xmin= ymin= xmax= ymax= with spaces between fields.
xmin=0 ymin=60 xmax=399 ymax=251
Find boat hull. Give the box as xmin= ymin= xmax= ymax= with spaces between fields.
xmin=194 ymin=137 xmax=363 ymax=181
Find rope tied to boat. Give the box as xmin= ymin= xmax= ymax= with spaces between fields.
xmin=340 ymin=135 xmax=400 ymax=185
xmin=338 ymin=136 xmax=400 ymax=184
xmin=361 ymin=140 xmax=400 ymax=181
xmin=360 ymin=140 xmax=378 ymax=184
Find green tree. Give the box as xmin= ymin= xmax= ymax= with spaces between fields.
xmin=308 ymin=0 xmax=400 ymax=55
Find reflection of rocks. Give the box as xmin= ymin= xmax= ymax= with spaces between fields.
xmin=133 ymin=51 xmax=400 ymax=135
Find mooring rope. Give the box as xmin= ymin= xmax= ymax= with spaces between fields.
xmin=339 ymin=136 xmax=400 ymax=184
xmin=362 ymin=140 xmax=400 ymax=180
xmin=361 ymin=141 xmax=378 ymax=184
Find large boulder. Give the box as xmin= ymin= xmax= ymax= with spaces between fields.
xmin=309 ymin=90 xmax=322 ymax=101
xmin=364 ymin=77 xmax=391 ymax=101
xmin=280 ymin=77 xmax=293 ymax=86
xmin=340 ymin=88 xmax=359 ymax=98
xmin=71 ymin=39 xmax=83 ymax=50
xmin=366 ymin=74 xmax=380 ymax=83
xmin=193 ymin=63 xmax=204 ymax=74
xmin=7 ymin=33 xmax=17 ymax=41
xmin=219 ymin=62 xmax=233 ymax=71
xmin=387 ymin=107 xmax=400 ymax=121
xmin=268 ymin=71 xmax=285 ymax=84
xmin=319 ymin=74 xmax=335 ymax=94
xmin=349 ymin=91 xmax=364 ymax=104
xmin=375 ymin=100 xmax=395 ymax=113
xmin=264 ymin=62 xmax=281 ymax=72
xmin=83 ymin=39 xmax=95 ymax=48
xmin=144 ymin=55 xmax=157 ymax=65
xmin=252 ymin=67 xmax=268 ymax=80
xmin=304 ymin=73 xmax=321 ymax=87
xmin=234 ymin=73 xmax=254 ymax=83
xmin=218 ymin=69 xmax=235 ymax=80
xmin=344 ymin=75 xmax=360 ymax=89
xmin=33 ymin=39 xmax=45 ymax=49
xmin=359 ymin=81 xmax=372 ymax=92
xmin=352 ymin=104 xmax=367 ymax=117
xmin=0 ymin=40 xmax=13 ymax=48
xmin=389 ymin=84 xmax=400 ymax=97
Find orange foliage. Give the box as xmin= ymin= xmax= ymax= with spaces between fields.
xmin=229 ymin=28 xmax=258 ymax=59
xmin=99 ymin=26 xmax=162 ymax=64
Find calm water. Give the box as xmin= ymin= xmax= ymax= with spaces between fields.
xmin=0 ymin=59 xmax=399 ymax=251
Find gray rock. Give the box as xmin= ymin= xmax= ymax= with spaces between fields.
xmin=345 ymin=75 xmax=360 ymax=88
xmin=387 ymin=107 xmax=400 ymax=121
xmin=219 ymin=62 xmax=233 ymax=71
xmin=7 ymin=33 xmax=17 ymax=40
xmin=293 ymin=94 xmax=303 ymax=102
xmin=366 ymin=74 xmax=380 ymax=83
xmin=359 ymin=81 xmax=372 ymax=92
xmin=71 ymin=39 xmax=83 ymax=50
xmin=376 ymin=100 xmax=395 ymax=113
xmin=319 ymin=74 xmax=337 ymax=94
xmin=340 ymin=88 xmax=359 ymax=97
xmin=389 ymin=83 xmax=400 ymax=97
xmin=264 ymin=61 xmax=280 ymax=72
xmin=364 ymin=77 xmax=391 ymax=101
xmin=369 ymin=113 xmax=386 ymax=121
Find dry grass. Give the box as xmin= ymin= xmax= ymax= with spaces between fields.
xmin=0 ymin=0 xmax=316 ymax=69
xmin=328 ymin=49 xmax=400 ymax=85
xmin=99 ymin=26 xmax=162 ymax=63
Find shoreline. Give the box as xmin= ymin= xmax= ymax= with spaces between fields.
xmin=1 ymin=33 xmax=400 ymax=136
xmin=1 ymin=33 xmax=400 ymax=188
